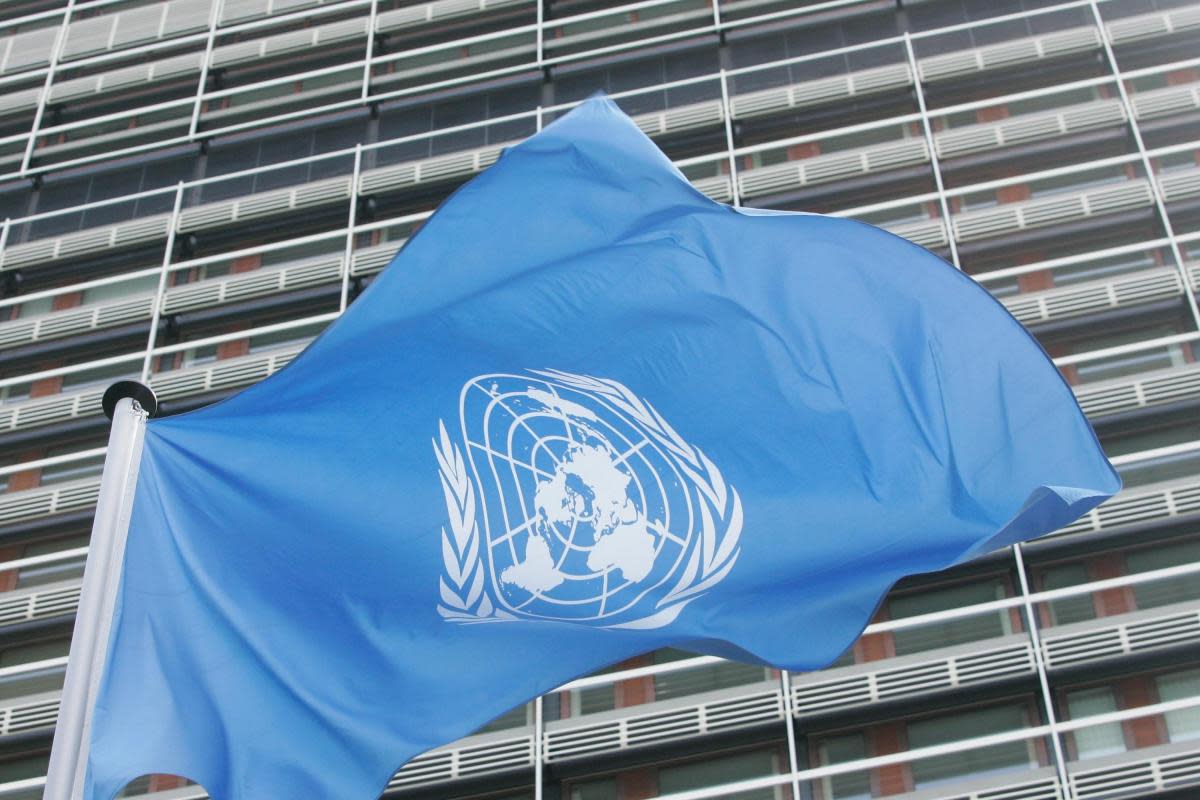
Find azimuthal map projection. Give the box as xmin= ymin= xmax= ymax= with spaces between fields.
xmin=435 ymin=370 xmax=742 ymax=629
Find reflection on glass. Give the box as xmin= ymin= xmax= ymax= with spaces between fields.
xmin=1066 ymin=687 xmax=1125 ymax=760
xmin=907 ymin=705 xmax=1037 ymax=789
xmin=888 ymin=580 xmax=1013 ymax=656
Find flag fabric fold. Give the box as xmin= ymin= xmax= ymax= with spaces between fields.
xmin=83 ymin=96 xmax=1119 ymax=800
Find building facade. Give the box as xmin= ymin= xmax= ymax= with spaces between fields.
xmin=0 ymin=0 xmax=1196 ymax=798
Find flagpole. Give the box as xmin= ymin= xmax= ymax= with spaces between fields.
xmin=45 ymin=382 xmax=156 ymax=800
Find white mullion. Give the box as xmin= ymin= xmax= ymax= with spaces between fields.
xmin=779 ymin=670 xmax=802 ymax=800
xmin=20 ymin=0 xmax=76 ymax=179
xmin=718 ymin=69 xmax=740 ymax=207
xmin=534 ymin=695 xmax=544 ymax=800
xmin=904 ymin=32 xmax=960 ymax=269
xmin=1088 ymin=0 xmax=1200 ymax=331
xmin=361 ymin=0 xmax=379 ymax=103
xmin=140 ymin=183 xmax=186 ymax=383
xmin=536 ymin=0 xmax=544 ymax=67
xmin=1013 ymin=543 xmax=1073 ymax=800
xmin=188 ymin=0 xmax=223 ymax=142
xmin=341 ymin=145 xmax=364 ymax=312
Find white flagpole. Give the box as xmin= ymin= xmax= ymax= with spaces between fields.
xmin=45 ymin=383 xmax=156 ymax=800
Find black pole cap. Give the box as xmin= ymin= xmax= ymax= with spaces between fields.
xmin=102 ymin=381 xmax=158 ymax=420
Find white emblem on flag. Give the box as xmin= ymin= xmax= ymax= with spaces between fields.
xmin=434 ymin=370 xmax=742 ymax=630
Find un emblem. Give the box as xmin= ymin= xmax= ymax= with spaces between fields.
xmin=434 ymin=370 xmax=742 ymax=630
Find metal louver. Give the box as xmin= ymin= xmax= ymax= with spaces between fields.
xmin=351 ymin=242 xmax=404 ymax=276
xmin=738 ymin=139 xmax=929 ymax=199
xmin=882 ymin=219 xmax=949 ymax=250
xmin=544 ymin=685 xmax=783 ymax=762
xmin=919 ymin=25 xmax=1100 ymax=83
xmin=0 ymin=475 xmax=102 ymax=526
xmin=1131 ymin=83 xmax=1200 ymax=120
xmin=634 ymin=100 xmax=724 ymax=137
xmin=0 ymin=579 xmax=82 ymax=627
xmin=691 ymin=175 xmax=733 ymax=203
xmin=0 ymin=344 xmax=304 ymax=441
xmin=791 ymin=638 xmax=1034 ymax=715
xmin=0 ymin=294 xmax=156 ymax=351
xmin=177 ymin=177 xmax=352 ymax=233
xmin=1042 ymin=600 xmax=1200 ymax=669
xmin=1002 ymin=267 xmax=1183 ymax=326
xmin=0 ymin=214 xmax=172 ymax=271
xmin=1075 ymin=363 xmax=1200 ymax=418
xmin=1159 ymin=167 xmax=1200 ymax=204
xmin=161 ymin=256 xmax=343 ymax=315
xmin=937 ymin=98 xmax=1127 ymax=160
xmin=1059 ymin=477 xmax=1200 ymax=538
xmin=377 ymin=0 xmax=534 ymax=34
xmin=1072 ymin=745 xmax=1200 ymax=799
xmin=731 ymin=64 xmax=912 ymax=120
xmin=952 ymin=180 xmax=1154 ymax=242
xmin=1107 ymin=5 xmax=1200 ymax=45
xmin=1 ymin=27 xmax=57 ymax=75
xmin=0 ymin=693 xmax=59 ymax=736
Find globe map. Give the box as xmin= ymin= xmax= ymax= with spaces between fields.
xmin=499 ymin=441 xmax=657 ymax=595
xmin=464 ymin=377 xmax=688 ymax=622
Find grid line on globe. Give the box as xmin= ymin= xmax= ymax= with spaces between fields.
xmin=461 ymin=373 xmax=695 ymax=624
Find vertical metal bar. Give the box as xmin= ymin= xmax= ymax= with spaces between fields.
xmin=1014 ymin=543 xmax=1073 ymax=800
xmin=904 ymin=32 xmax=960 ymax=269
xmin=361 ymin=0 xmax=380 ymax=104
xmin=0 ymin=217 xmax=11 ymax=265
xmin=141 ymin=183 xmax=186 ymax=382
xmin=536 ymin=105 xmax=543 ymax=132
xmin=711 ymin=0 xmax=722 ymax=33
xmin=534 ymin=695 xmax=544 ymax=800
xmin=1089 ymin=0 xmax=1200 ymax=330
xmin=44 ymin=396 xmax=150 ymax=800
xmin=536 ymin=0 xmax=545 ymax=67
xmin=341 ymin=144 xmax=364 ymax=312
xmin=188 ymin=0 xmax=223 ymax=142
xmin=718 ymin=69 xmax=740 ymax=207
xmin=21 ymin=0 xmax=76 ymax=178
xmin=780 ymin=670 xmax=803 ymax=800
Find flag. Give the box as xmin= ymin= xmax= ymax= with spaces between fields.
xmin=79 ymin=96 xmax=1118 ymax=800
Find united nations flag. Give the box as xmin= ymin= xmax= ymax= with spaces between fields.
xmin=62 ymin=97 xmax=1118 ymax=800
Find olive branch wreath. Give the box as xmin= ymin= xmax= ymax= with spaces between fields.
xmin=435 ymin=370 xmax=742 ymax=628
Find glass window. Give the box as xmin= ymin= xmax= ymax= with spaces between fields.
xmin=657 ymin=749 xmax=779 ymax=800
xmin=0 ymin=752 xmax=48 ymax=784
xmin=16 ymin=294 xmax=53 ymax=319
xmin=40 ymin=450 xmax=105 ymax=486
xmin=1127 ymin=539 xmax=1200 ymax=609
xmin=652 ymin=649 xmax=771 ymax=701
xmin=907 ymin=705 xmax=1036 ymax=788
xmin=889 ymin=579 xmax=1013 ymax=655
xmin=60 ymin=361 xmax=139 ymax=391
xmin=0 ymin=637 xmax=70 ymax=667
xmin=476 ymin=702 xmax=529 ymax=733
xmin=1157 ymin=668 xmax=1200 ymax=742
xmin=1065 ymin=687 xmax=1125 ymax=759
xmin=568 ymin=778 xmax=617 ymax=800
xmin=17 ymin=533 xmax=89 ymax=588
xmin=82 ymin=274 xmax=159 ymax=306
xmin=0 ymin=636 xmax=70 ymax=702
xmin=816 ymin=733 xmax=870 ymax=800
xmin=247 ymin=320 xmax=327 ymax=354
xmin=1040 ymin=563 xmax=1095 ymax=626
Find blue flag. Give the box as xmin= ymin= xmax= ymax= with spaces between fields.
xmin=83 ymin=97 xmax=1118 ymax=800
